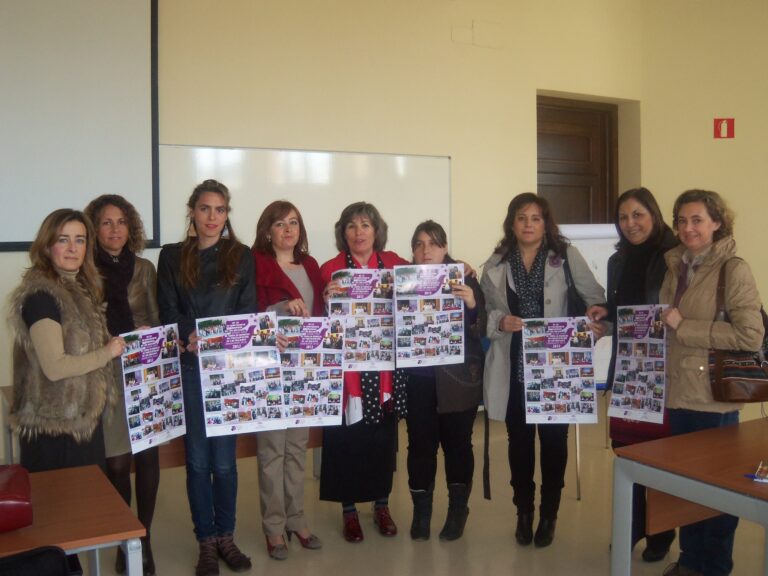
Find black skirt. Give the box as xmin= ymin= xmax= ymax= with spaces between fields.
xmin=19 ymin=421 xmax=106 ymax=473
xmin=319 ymin=412 xmax=397 ymax=503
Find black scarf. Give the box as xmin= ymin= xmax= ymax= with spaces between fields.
xmin=345 ymin=250 xmax=408 ymax=424
xmin=509 ymin=244 xmax=547 ymax=383
xmin=95 ymin=245 xmax=136 ymax=336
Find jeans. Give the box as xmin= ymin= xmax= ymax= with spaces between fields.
xmin=183 ymin=366 xmax=238 ymax=541
xmin=669 ymin=408 xmax=739 ymax=576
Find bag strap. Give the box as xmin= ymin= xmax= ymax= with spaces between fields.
xmin=563 ymin=257 xmax=576 ymax=289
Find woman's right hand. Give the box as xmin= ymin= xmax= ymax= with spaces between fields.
xmin=187 ymin=330 xmax=200 ymax=354
xmin=586 ymin=305 xmax=609 ymax=322
xmin=323 ymin=280 xmax=342 ymax=303
xmin=498 ymin=314 xmax=524 ymax=333
xmin=108 ymin=336 xmax=126 ymax=358
xmin=285 ymin=298 xmax=310 ymax=317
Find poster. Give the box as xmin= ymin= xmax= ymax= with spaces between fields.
xmin=120 ymin=323 xmax=186 ymax=453
xmin=277 ymin=317 xmax=344 ymax=427
xmin=522 ymin=316 xmax=598 ymax=424
xmin=329 ymin=268 xmax=395 ymax=371
xmin=393 ymin=263 xmax=465 ymax=368
xmin=607 ymin=304 xmax=668 ymax=424
xmin=196 ymin=312 xmax=284 ymax=436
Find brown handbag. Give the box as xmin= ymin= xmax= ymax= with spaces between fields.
xmin=708 ymin=259 xmax=768 ymax=403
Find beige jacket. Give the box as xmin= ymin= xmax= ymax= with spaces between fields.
xmin=660 ymin=237 xmax=764 ymax=413
xmin=481 ymin=246 xmax=606 ymax=421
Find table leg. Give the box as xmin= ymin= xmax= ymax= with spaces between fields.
xmin=611 ymin=457 xmax=633 ymax=575
xmin=763 ymin=531 xmax=768 ymax=576
xmin=123 ymin=538 xmax=143 ymax=576
xmin=86 ymin=548 xmax=101 ymax=576
xmin=575 ymin=424 xmax=582 ymax=501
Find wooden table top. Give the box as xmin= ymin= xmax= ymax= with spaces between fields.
xmin=615 ymin=417 xmax=768 ymax=500
xmin=0 ymin=465 xmax=145 ymax=558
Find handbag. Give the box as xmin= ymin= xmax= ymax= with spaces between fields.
xmin=563 ymin=257 xmax=587 ymax=317
xmin=708 ymin=259 xmax=768 ymax=403
xmin=0 ymin=464 xmax=33 ymax=532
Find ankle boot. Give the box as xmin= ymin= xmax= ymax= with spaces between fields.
xmin=439 ymin=483 xmax=470 ymax=541
xmin=410 ymin=488 xmax=433 ymax=541
xmin=216 ymin=534 xmax=252 ymax=572
xmin=534 ymin=517 xmax=557 ymax=548
xmin=115 ymin=546 xmax=126 ymax=574
xmin=196 ymin=537 xmax=219 ymax=576
xmin=515 ymin=511 xmax=534 ymax=546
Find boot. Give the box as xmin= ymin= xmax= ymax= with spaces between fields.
xmin=216 ymin=534 xmax=252 ymax=572
xmin=534 ymin=517 xmax=557 ymax=548
xmin=196 ymin=537 xmax=219 ymax=576
xmin=439 ymin=483 xmax=470 ymax=541
xmin=515 ymin=511 xmax=534 ymax=546
xmin=114 ymin=546 xmax=126 ymax=574
xmin=409 ymin=488 xmax=433 ymax=541
xmin=142 ymin=535 xmax=156 ymax=576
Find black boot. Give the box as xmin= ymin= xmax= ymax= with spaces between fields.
xmin=409 ymin=488 xmax=433 ymax=541
xmin=439 ymin=483 xmax=470 ymax=541
xmin=642 ymin=529 xmax=676 ymax=562
xmin=142 ymin=535 xmax=156 ymax=576
xmin=534 ymin=517 xmax=557 ymax=548
xmin=515 ymin=512 xmax=534 ymax=546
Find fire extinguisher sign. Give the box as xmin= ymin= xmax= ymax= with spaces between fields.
xmin=714 ymin=118 xmax=735 ymax=139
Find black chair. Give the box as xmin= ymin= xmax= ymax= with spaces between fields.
xmin=0 ymin=546 xmax=71 ymax=576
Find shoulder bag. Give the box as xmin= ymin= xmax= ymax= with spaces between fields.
xmin=563 ymin=257 xmax=587 ymax=317
xmin=708 ymin=259 xmax=768 ymax=403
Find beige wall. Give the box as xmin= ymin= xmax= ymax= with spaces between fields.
xmin=2 ymin=0 xmax=766 ymax=459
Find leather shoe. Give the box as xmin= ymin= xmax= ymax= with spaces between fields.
xmin=373 ymin=506 xmax=398 ymax=536
xmin=642 ymin=530 xmax=675 ymax=563
xmin=662 ymin=562 xmax=703 ymax=576
xmin=534 ymin=517 xmax=556 ymax=548
xmin=515 ymin=512 xmax=534 ymax=546
xmin=343 ymin=511 xmax=364 ymax=543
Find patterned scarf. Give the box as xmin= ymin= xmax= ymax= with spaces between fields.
xmin=509 ymin=245 xmax=547 ymax=380
xmin=345 ymin=251 xmax=408 ymax=424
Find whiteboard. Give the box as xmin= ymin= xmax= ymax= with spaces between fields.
xmin=0 ymin=0 xmax=157 ymax=249
xmin=159 ymin=145 xmax=451 ymax=264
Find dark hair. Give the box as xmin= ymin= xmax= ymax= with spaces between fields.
xmin=84 ymin=194 xmax=146 ymax=254
xmin=411 ymin=220 xmax=451 ymax=262
xmin=28 ymin=209 xmax=102 ymax=300
xmin=672 ymin=189 xmax=733 ymax=242
xmin=181 ymin=179 xmax=243 ymax=289
xmin=494 ymin=193 xmax=569 ymax=258
xmin=252 ymin=200 xmax=309 ymax=263
xmin=334 ymin=202 xmax=388 ymax=253
xmin=614 ymin=187 xmax=671 ymax=251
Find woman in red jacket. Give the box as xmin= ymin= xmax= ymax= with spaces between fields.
xmin=320 ymin=202 xmax=408 ymax=542
xmin=251 ymin=201 xmax=324 ymax=559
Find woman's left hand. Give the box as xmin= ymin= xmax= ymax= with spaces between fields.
xmin=276 ymin=333 xmax=290 ymax=353
xmin=451 ymin=283 xmax=476 ymax=309
xmin=456 ymin=260 xmax=476 ymax=278
xmin=661 ymin=307 xmax=683 ymax=330
xmin=589 ymin=320 xmax=608 ymax=340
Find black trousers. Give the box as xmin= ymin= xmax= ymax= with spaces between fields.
xmin=505 ymin=382 xmax=568 ymax=518
xmin=405 ymin=374 xmax=477 ymax=491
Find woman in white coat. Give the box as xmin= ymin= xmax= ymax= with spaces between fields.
xmin=481 ymin=193 xmax=605 ymax=548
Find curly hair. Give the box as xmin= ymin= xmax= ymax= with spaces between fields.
xmin=494 ymin=193 xmax=569 ymax=258
xmin=84 ymin=194 xmax=146 ymax=254
xmin=672 ymin=189 xmax=734 ymax=242
xmin=252 ymin=200 xmax=309 ymax=263
xmin=334 ymin=202 xmax=388 ymax=253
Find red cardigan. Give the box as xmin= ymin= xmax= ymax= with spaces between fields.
xmin=252 ymin=250 xmax=325 ymax=316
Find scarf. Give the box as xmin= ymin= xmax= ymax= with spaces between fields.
xmin=509 ymin=244 xmax=547 ymax=382
xmin=96 ymin=245 xmax=136 ymax=336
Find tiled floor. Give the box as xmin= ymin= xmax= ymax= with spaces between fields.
xmin=94 ymin=399 xmax=764 ymax=575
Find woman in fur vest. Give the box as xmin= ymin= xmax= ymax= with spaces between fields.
xmin=9 ymin=208 xmax=126 ymax=472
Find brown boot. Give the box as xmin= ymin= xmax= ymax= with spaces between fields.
xmin=196 ymin=537 xmax=219 ymax=576
xmin=217 ymin=534 xmax=252 ymax=572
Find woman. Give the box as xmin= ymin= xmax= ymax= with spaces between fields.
xmin=404 ymin=220 xmax=486 ymax=542
xmin=659 ymin=189 xmax=763 ymax=576
xmin=85 ymin=195 xmax=160 ymax=575
xmin=251 ymin=201 xmax=324 ymax=559
xmin=481 ymin=193 xmax=605 ymax=548
xmin=157 ymin=179 xmax=255 ymax=576
xmin=319 ymin=201 xmax=408 ymax=542
xmin=587 ymin=188 xmax=678 ymax=563
xmin=9 ymin=209 xmax=124 ymax=472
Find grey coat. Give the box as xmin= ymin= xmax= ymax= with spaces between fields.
xmin=480 ymin=246 xmax=605 ymax=421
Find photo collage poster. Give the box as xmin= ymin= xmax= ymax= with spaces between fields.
xmin=329 ymin=268 xmax=395 ymax=371
xmin=196 ymin=312 xmax=284 ymax=436
xmin=393 ymin=263 xmax=466 ymax=368
xmin=120 ymin=323 xmax=186 ymax=453
xmin=607 ymin=304 xmax=668 ymax=424
xmin=522 ymin=316 xmax=598 ymax=424
xmin=278 ymin=317 xmax=344 ymax=427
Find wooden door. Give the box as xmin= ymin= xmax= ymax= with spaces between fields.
xmin=537 ymin=96 xmax=617 ymax=224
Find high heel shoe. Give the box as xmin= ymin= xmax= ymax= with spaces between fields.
xmin=287 ymin=530 xmax=323 ymax=550
xmin=265 ymin=535 xmax=288 ymax=561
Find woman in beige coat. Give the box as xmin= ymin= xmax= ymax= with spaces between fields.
xmin=659 ymin=189 xmax=763 ymax=576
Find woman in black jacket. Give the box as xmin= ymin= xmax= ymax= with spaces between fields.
xmin=588 ymin=187 xmax=678 ymax=563
xmin=404 ymin=220 xmax=486 ymax=542
xmin=157 ymin=179 xmax=256 ymax=576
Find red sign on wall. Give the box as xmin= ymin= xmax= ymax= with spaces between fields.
xmin=714 ymin=118 xmax=735 ymax=139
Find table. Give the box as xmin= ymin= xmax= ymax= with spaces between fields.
xmin=611 ymin=418 xmax=768 ymax=575
xmin=0 ymin=465 xmax=146 ymax=576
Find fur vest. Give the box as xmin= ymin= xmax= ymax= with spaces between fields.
xmin=8 ymin=269 xmax=114 ymax=441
